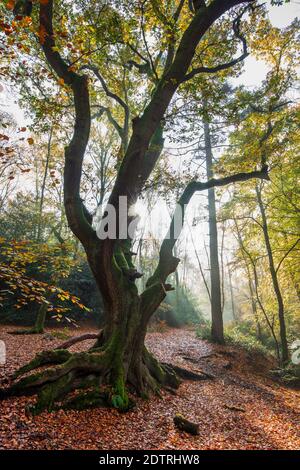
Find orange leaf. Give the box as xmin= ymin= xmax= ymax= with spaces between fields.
xmin=6 ymin=1 xmax=15 ymax=11
xmin=38 ymin=25 xmax=47 ymax=44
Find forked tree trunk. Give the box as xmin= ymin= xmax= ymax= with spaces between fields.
xmin=1 ymin=0 xmax=268 ymax=414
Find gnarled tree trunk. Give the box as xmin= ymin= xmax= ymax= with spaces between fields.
xmin=1 ymin=0 xmax=268 ymax=414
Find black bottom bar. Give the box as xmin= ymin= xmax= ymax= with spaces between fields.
xmin=0 ymin=450 xmax=299 ymax=467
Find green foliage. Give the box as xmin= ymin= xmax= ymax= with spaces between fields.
xmin=271 ymin=364 xmax=300 ymax=387
xmin=224 ymin=322 xmax=273 ymax=357
xmin=50 ymin=329 xmax=71 ymax=341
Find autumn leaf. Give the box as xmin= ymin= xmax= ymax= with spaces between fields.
xmin=6 ymin=1 xmax=15 ymax=11
xmin=27 ymin=137 xmax=34 ymax=145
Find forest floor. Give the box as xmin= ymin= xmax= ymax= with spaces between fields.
xmin=0 ymin=325 xmax=299 ymax=450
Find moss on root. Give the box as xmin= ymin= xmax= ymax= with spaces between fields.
xmin=28 ymin=372 xmax=76 ymax=415
xmin=8 ymin=327 xmax=44 ymax=335
xmin=1 ymin=340 xmax=180 ymax=415
xmin=13 ymin=349 xmax=71 ymax=379
xmin=62 ymin=389 xmax=109 ymax=411
xmin=144 ymin=349 xmax=180 ymax=389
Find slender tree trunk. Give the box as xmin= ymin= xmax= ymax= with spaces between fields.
xmin=255 ymin=184 xmax=289 ymax=364
xmin=33 ymin=303 xmax=47 ymax=333
xmin=227 ymin=264 xmax=236 ymax=321
xmin=234 ymin=218 xmax=281 ymax=359
xmin=37 ymin=126 xmax=53 ymax=242
xmin=203 ymin=119 xmax=224 ymax=343
xmin=8 ymin=304 xmax=47 ymax=335
xmin=234 ymin=220 xmax=263 ymax=341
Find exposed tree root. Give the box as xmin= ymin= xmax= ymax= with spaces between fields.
xmin=181 ymin=355 xmax=199 ymax=364
xmin=55 ymin=333 xmax=100 ymax=350
xmin=0 ymin=347 xmax=181 ymax=415
xmin=7 ymin=327 xmax=44 ymax=335
xmin=163 ymin=363 xmax=214 ymax=380
xmin=12 ymin=349 xmax=72 ymax=379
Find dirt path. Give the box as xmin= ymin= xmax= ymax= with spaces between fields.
xmin=0 ymin=326 xmax=299 ymax=450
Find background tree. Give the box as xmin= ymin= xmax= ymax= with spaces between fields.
xmin=218 ymin=17 xmax=299 ymax=363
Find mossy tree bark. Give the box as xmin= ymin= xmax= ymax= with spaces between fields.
xmin=32 ymin=303 xmax=47 ymax=334
xmin=8 ymin=303 xmax=47 ymax=335
xmin=2 ymin=0 xmax=270 ymax=413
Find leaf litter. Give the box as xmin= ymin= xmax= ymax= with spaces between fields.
xmin=0 ymin=326 xmax=299 ymax=450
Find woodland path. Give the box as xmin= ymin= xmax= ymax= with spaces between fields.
xmin=0 ymin=326 xmax=299 ymax=450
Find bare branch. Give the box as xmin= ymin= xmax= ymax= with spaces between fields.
xmin=82 ymin=65 xmax=130 ymax=118
xmin=147 ymin=165 xmax=269 ymax=287
xmin=276 ymin=239 xmax=300 ymax=274
xmin=174 ymin=0 xmax=186 ymax=21
xmin=91 ymin=105 xmax=124 ymax=141
xmin=182 ymin=5 xmax=249 ymax=82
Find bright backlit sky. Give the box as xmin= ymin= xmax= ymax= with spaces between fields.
xmin=239 ymin=1 xmax=299 ymax=86
xmin=1 ymin=1 xmax=299 ymax=125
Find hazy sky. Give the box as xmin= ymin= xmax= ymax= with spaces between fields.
xmin=240 ymin=1 xmax=299 ymax=86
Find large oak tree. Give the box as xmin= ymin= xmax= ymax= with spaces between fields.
xmin=1 ymin=0 xmax=276 ymax=413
